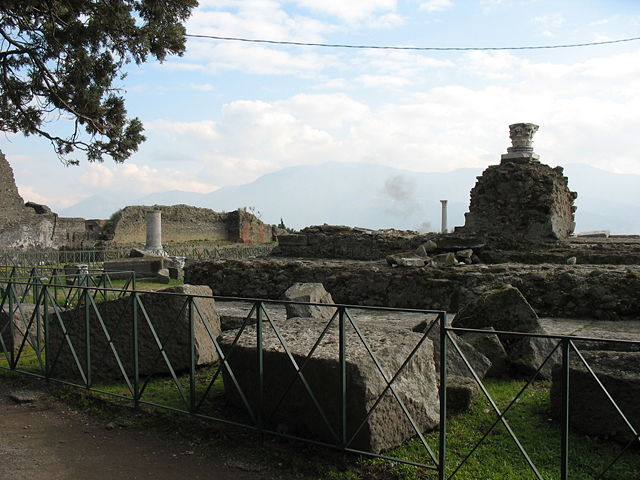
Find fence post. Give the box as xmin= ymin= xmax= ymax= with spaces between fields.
xmin=44 ymin=283 xmax=50 ymax=379
xmin=83 ymin=273 xmax=91 ymax=388
xmin=439 ymin=312 xmax=448 ymax=480
xmin=188 ymin=296 xmax=197 ymax=414
xmin=133 ymin=290 xmax=140 ymax=408
xmin=339 ymin=306 xmax=347 ymax=450
xmin=561 ymin=338 xmax=570 ymax=480
xmin=8 ymin=280 xmax=15 ymax=369
xmin=256 ymin=300 xmax=264 ymax=435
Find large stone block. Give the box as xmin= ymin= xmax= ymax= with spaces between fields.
xmin=452 ymin=285 xmax=560 ymax=379
xmin=550 ymin=350 xmax=640 ymax=443
xmin=47 ymin=285 xmax=221 ymax=381
xmin=220 ymin=317 xmax=440 ymax=453
xmin=103 ymin=257 xmax=167 ymax=279
xmin=1 ymin=304 xmax=49 ymax=353
xmin=282 ymin=283 xmax=336 ymax=320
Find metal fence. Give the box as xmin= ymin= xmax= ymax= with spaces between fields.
xmin=0 ymin=244 xmax=276 ymax=267
xmin=0 ymin=273 xmax=638 ymax=479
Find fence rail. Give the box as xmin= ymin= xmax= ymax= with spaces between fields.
xmin=0 ymin=274 xmax=638 ymax=479
xmin=0 ymin=244 xmax=276 ymax=266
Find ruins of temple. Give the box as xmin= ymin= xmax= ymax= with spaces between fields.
xmin=462 ymin=123 xmax=577 ymax=244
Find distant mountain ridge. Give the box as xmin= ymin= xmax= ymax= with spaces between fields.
xmin=59 ymin=162 xmax=640 ymax=234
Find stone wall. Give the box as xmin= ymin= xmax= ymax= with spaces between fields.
xmin=0 ymin=151 xmax=100 ymax=249
xmin=463 ymin=162 xmax=577 ymax=245
xmin=273 ymin=225 xmax=437 ymax=260
xmin=107 ymin=205 xmax=274 ymax=246
xmin=185 ymin=258 xmax=640 ymax=320
xmin=462 ymin=124 xmax=577 ymax=246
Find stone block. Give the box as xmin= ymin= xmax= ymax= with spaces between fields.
xmin=156 ymin=268 xmax=171 ymax=284
xmin=277 ymin=234 xmax=308 ymax=246
xmin=220 ymin=317 xmax=440 ymax=453
xmin=1 ymin=304 xmax=51 ymax=352
xmin=430 ymin=253 xmax=456 ymax=267
xmin=282 ymin=283 xmax=336 ymax=321
xmin=550 ymin=350 xmax=640 ymax=443
xmin=460 ymin=327 xmax=509 ymax=378
xmin=412 ymin=320 xmax=492 ymax=380
xmin=104 ymin=257 xmax=166 ymax=279
xmin=47 ymin=285 xmax=221 ymax=380
xmin=396 ymin=257 xmax=426 ymax=267
xmin=452 ymin=285 xmax=560 ymax=379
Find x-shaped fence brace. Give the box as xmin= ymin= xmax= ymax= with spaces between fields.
xmin=1 ymin=279 xmax=639 ymax=479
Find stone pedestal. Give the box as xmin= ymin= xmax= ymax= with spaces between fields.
xmin=463 ymin=123 xmax=577 ymax=244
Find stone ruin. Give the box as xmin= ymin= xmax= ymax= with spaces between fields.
xmin=0 ymin=150 xmax=98 ymax=248
xmin=462 ymin=123 xmax=577 ymax=245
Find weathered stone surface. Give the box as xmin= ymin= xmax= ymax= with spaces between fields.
xmin=462 ymin=157 xmax=577 ymax=244
xmin=415 ymin=240 xmax=438 ymax=257
xmin=430 ymin=253 xmax=456 ymax=267
xmin=453 ymin=285 xmax=541 ymax=334
xmin=412 ymin=320 xmax=492 ymax=380
xmin=156 ymin=268 xmax=171 ymax=284
xmin=282 ymin=283 xmax=336 ymax=320
xmin=1 ymin=304 xmax=51 ymax=352
xmin=185 ymin=258 xmax=640 ymax=320
xmin=452 ymin=285 xmax=560 ymax=379
xmin=168 ymin=267 xmax=184 ymax=280
xmin=550 ymin=350 xmax=640 ymax=443
xmin=104 ymin=257 xmax=167 ymax=279
xmin=107 ymin=205 xmax=274 ymax=246
xmin=446 ymin=376 xmax=480 ymax=414
xmin=48 ymin=285 xmax=221 ymax=380
xmin=396 ymin=257 xmax=426 ymax=267
xmin=460 ymin=327 xmax=509 ymax=378
xmin=129 ymin=248 xmax=146 ymax=258
xmin=220 ymin=317 xmax=440 ymax=453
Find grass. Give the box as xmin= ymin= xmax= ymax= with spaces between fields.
xmin=2 ymin=342 xmax=638 ymax=480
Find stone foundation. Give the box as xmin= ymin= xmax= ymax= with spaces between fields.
xmin=186 ymin=258 xmax=640 ymax=320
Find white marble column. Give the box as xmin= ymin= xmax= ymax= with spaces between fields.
xmin=440 ymin=200 xmax=448 ymax=234
xmin=145 ymin=210 xmax=163 ymax=254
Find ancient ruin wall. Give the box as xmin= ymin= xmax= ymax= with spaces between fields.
xmin=463 ymin=162 xmax=577 ymax=243
xmin=462 ymin=124 xmax=577 ymax=245
xmin=108 ymin=205 xmax=274 ymax=245
xmin=0 ymin=151 xmax=102 ymax=249
xmin=186 ymin=258 xmax=640 ymax=320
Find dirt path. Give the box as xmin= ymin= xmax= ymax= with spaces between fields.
xmin=0 ymin=379 xmax=303 ymax=480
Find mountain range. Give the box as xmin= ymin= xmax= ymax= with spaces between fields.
xmin=59 ymin=162 xmax=640 ymax=234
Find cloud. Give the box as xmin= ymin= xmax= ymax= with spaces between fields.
xmin=292 ymin=0 xmax=398 ymax=23
xmin=357 ymin=74 xmax=413 ymax=88
xmin=419 ymin=0 xmax=454 ymax=12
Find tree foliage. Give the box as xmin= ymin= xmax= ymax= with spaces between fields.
xmin=0 ymin=0 xmax=197 ymax=164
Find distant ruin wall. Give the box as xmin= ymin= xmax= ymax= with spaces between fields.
xmin=272 ymin=225 xmax=434 ymax=260
xmin=108 ymin=205 xmax=274 ymax=246
xmin=0 ymin=151 xmax=101 ymax=249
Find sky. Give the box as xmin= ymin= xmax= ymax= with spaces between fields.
xmin=2 ymin=0 xmax=640 ymax=214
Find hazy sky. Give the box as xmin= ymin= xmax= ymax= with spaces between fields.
xmin=3 ymin=0 xmax=640 ymax=211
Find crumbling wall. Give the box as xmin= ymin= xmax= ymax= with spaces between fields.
xmin=273 ymin=225 xmax=434 ymax=260
xmin=108 ymin=205 xmax=274 ymax=246
xmin=463 ymin=162 xmax=577 ymax=245
xmin=0 ymin=151 xmax=101 ymax=249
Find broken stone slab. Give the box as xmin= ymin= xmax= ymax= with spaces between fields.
xmin=9 ymin=390 xmax=42 ymax=403
xmin=415 ymin=240 xmax=438 ymax=257
xmin=459 ymin=327 xmax=509 ymax=378
xmin=396 ymin=257 xmax=426 ymax=267
xmin=219 ymin=317 xmax=440 ymax=453
xmin=550 ymin=350 xmax=640 ymax=443
xmin=430 ymin=253 xmax=456 ymax=267
xmin=282 ymin=283 xmax=336 ymax=321
xmin=128 ymin=248 xmax=146 ymax=258
xmin=452 ymin=285 xmax=560 ymax=379
xmin=412 ymin=320 xmax=492 ymax=380
xmin=47 ymin=285 xmax=221 ymax=380
xmin=156 ymin=268 xmax=171 ymax=284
